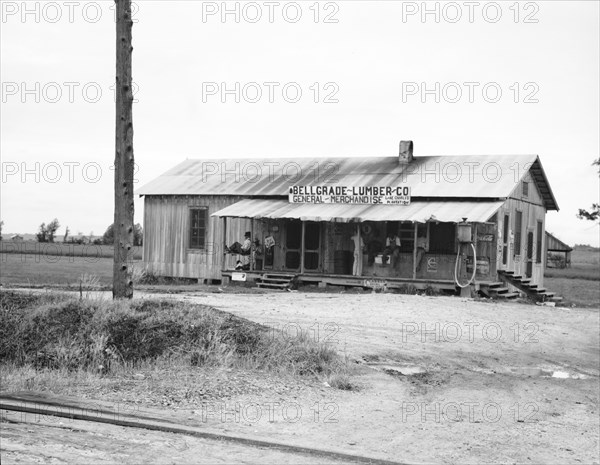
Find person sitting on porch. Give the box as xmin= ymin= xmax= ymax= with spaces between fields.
xmin=382 ymin=231 xmax=401 ymax=268
xmin=225 ymin=231 xmax=252 ymax=255
xmin=226 ymin=232 xmax=253 ymax=270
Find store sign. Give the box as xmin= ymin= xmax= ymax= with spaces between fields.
xmin=232 ymin=272 xmax=247 ymax=281
xmin=289 ymin=186 xmax=411 ymax=205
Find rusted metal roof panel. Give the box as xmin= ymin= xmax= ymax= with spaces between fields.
xmin=137 ymin=154 xmax=558 ymax=210
xmin=211 ymin=199 xmax=504 ymax=223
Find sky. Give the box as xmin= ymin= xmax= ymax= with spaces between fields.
xmin=1 ymin=0 xmax=599 ymax=246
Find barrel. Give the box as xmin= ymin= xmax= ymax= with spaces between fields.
xmin=333 ymin=250 xmax=353 ymax=275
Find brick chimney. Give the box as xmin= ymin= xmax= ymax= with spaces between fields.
xmin=399 ymin=140 xmax=413 ymax=164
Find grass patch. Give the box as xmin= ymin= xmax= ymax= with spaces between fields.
xmin=0 ymin=291 xmax=350 ymax=389
xmin=544 ymin=267 xmax=599 ymax=281
xmin=543 ymin=277 xmax=600 ymax=308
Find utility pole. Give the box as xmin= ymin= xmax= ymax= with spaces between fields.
xmin=113 ymin=0 xmax=134 ymax=299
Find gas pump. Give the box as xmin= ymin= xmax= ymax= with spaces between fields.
xmin=454 ymin=219 xmax=476 ymax=289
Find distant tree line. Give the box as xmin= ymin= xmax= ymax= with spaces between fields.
xmin=33 ymin=219 xmax=142 ymax=246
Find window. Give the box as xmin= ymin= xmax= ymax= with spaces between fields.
xmin=536 ymin=221 xmax=543 ymax=263
xmin=189 ymin=208 xmax=208 ymax=249
xmin=514 ymin=210 xmax=523 ymax=256
xmin=522 ymin=181 xmax=529 ymax=198
xmin=428 ymin=222 xmax=456 ymax=254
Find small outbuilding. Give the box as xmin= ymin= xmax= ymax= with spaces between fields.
xmin=545 ymin=231 xmax=573 ymax=268
xmin=137 ymin=141 xmax=559 ymax=294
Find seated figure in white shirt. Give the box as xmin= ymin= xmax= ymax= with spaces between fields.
xmin=382 ymin=231 xmax=401 ymax=268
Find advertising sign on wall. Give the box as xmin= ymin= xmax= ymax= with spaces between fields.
xmin=289 ymin=186 xmax=411 ymax=205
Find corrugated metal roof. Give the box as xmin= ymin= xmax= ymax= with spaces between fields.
xmin=211 ymin=199 xmax=504 ymax=223
xmin=545 ymin=232 xmax=573 ymax=252
xmin=137 ymin=154 xmax=558 ymax=210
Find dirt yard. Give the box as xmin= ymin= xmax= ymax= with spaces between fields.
xmin=166 ymin=291 xmax=599 ymax=464
xmin=2 ymin=289 xmax=599 ymax=464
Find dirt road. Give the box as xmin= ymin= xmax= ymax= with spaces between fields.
xmin=2 ymin=289 xmax=598 ymax=464
xmin=174 ymin=291 xmax=600 ymax=464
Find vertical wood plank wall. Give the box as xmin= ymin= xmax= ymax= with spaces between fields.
xmin=143 ymin=195 xmax=250 ymax=280
xmin=494 ymin=171 xmax=547 ymax=286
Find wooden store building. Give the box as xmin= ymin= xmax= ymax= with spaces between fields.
xmin=137 ymin=141 xmax=559 ymax=299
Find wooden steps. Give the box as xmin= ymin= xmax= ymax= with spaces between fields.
xmin=479 ymin=281 xmax=519 ymax=300
xmin=497 ymin=270 xmax=564 ymax=303
xmin=256 ymin=273 xmax=297 ymax=290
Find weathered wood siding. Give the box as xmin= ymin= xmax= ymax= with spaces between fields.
xmin=143 ymin=195 xmax=249 ymax=280
xmin=494 ymin=171 xmax=547 ymax=286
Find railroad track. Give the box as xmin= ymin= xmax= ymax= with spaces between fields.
xmin=1 ymin=393 xmax=410 ymax=465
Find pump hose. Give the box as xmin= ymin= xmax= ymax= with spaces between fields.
xmin=454 ymin=242 xmax=477 ymax=289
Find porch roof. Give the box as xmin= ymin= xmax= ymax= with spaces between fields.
xmin=211 ymin=199 xmax=504 ymax=223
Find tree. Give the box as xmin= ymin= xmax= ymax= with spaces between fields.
xmin=113 ymin=0 xmax=135 ymax=299
xmin=46 ymin=219 xmax=60 ymax=242
xmin=577 ymin=159 xmax=600 ymax=222
xmin=0 ymin=220 xmax=3 ymax=240
xmin=133 ymin=223 xmax=143 ymax=246
xmin=64 ymin=226 xmax=70 ymax=243
xmin=37 ymin=223 xmax=47 ymax=242
xmin=102 ymin=223 xmax=114 ymax=245
xmin=36 ymin=219 xmax=60 ymax=243
xmin=104 ymin=222 xmax=142 ymax=246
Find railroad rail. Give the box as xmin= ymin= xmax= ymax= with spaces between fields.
xmin=1 ymin=393 xmax=410 ymax=465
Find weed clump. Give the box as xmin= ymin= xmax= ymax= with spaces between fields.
xmin=0 ymin=291 xmax=347 ymax=380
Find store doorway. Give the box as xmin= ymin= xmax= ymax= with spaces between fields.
xmin=303 ymin=222 xmax=321 ymax=272
xmin=284 ymin=220 xmax=302 ymax=270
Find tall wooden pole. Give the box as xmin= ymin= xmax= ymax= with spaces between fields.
xmin=113 ymin=0 xmax=134 ymax=299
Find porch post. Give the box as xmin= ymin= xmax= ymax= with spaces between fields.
xmin=221 ymin=216 xmax=227 ymax=271
xmin=412 ymin=222 xmax=418 ymax=280
xmin=357 ymin=222 xmax=363 ymax=276
xmin=250 ymin=218 xmax=255 ymax=271
xmin=300 ymin=221 xmax=306 ymax=274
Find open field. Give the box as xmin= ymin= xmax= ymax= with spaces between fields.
xmin=0 ymin=254 xmax=115 ymax=287
xmin=3 ymin=250 xmax=599 ymax=306
xmin=543 ymin=246 xmax=600 ymax=307
xmin=0 ymin=242 xmax=142 ymax=260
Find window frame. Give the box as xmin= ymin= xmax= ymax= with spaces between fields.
xmin=522 ymin=181 xmax=529 ymax=198
xmin=536 ymin=221 xmax=543 ymax=263
xmin=188 ymin=207 xmax=208 ymax=250
xmin=514 ymin=210 xmax=523 ymax=257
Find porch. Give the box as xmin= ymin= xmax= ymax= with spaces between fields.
xmin=213 ymin=198 xmax=503 ymax=293
xmin=221 ymin=269 xmax=460 ymax=292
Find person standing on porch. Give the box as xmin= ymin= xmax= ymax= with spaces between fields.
xmin=351 ymin=226 xmax=364 ymax=276
xmin=383 ymin=229 xmax=401 ymax=268
xmin=415 ymin=234 xmax=429 ymax=272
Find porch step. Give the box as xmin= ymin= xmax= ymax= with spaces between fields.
xmin=479 ymin=282 xmax=507 ymax=298
xmin=486 ymin=282 xmax=504 ymax=288
xmin=483 ymin=285 xmax=519 ymax=300
xmin=256 ymin=273 xmax=297 ymax=290
xmin=500 ymin=292 xmax=520 ymax=300
xmin=497 ymin=270 xmax=564 ymax=304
